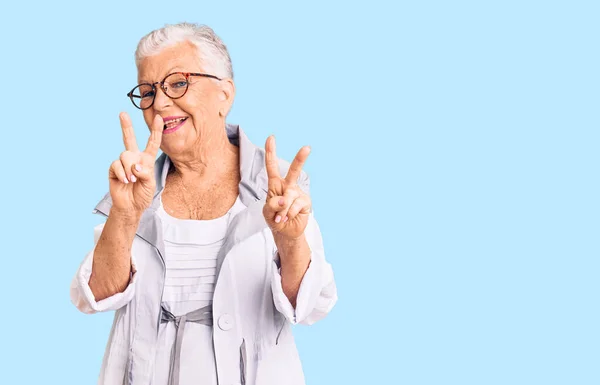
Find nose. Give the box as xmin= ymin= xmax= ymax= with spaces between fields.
xmin=152 ymin=85 xmax=172 ymax=111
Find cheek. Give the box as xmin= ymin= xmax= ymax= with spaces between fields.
xmin=180 ymin=90 xmax=218 ymax=117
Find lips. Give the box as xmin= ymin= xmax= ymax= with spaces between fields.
xmin=163 ymin=116 xmax=188 ymax=130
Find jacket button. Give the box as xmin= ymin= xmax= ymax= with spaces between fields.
xmin=218 ymin=314 xmax=234 ymax=331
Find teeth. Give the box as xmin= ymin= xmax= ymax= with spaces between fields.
xmin=163 ymin=117 xmax=187 ymax=130
xmin=164 ymin=117 xmax=186 ymax=124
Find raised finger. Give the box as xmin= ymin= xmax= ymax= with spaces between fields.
xmin=109 ymin=160 xmax=129 ymax=185
xmin=285 ymin=146 xmax=311 ymax=185
xmin=120 ymin=112 xmax=139 ymax=152
xmin=144 ymin=114 xmax=163 ymax=157
xmin=265 ymin=135 xmax=281 ymax=180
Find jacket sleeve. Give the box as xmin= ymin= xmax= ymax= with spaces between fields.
xmin=271 ymin=212 xmax=337 ymax=325
xmin=70 ymin=222 xmax=138 ymax=314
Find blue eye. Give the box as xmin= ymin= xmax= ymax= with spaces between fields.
xmin=141 ymin=90 xmax=155 ymax=99
xmin=171 ymin=81 xmax=188 ymax=89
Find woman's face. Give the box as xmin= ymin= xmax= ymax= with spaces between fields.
xmin=137 ymin=41 xmax=234 ymax=156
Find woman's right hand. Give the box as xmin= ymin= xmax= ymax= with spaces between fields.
xmin=108 ymin=112 xmax=163 ymax=216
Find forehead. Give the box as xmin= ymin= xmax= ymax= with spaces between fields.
xmin=137 ymin=41 xmax=201 ymax=83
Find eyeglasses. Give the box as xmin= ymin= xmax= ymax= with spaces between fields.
xmin=126 ymin=72 xmax=222 ymax=110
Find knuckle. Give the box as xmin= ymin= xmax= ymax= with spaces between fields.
xmin=111 ymin=160 xmax=124 ymax=172
xmin=121 ymin=151 xmax=138 ymax=164
xmin=270 ymin=198 xmax=280 ymax=210
xmin=285 ymin=189 xmax=300 ymax=199
xmin=265 ymin=198 xmax=274 ymax=209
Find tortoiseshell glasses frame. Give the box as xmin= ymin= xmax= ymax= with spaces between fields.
xmin=127 ymin=72 xmax=222 ymax=110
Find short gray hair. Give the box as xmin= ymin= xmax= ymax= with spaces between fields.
xmin=135 ymin=22 xmax=233 ymax=79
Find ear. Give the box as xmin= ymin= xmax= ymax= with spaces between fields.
xmin=218 ymin=78 xmax=236 ymax=116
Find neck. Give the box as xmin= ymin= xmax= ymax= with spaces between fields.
xmin=169 ymin=127 xmax=240 ymax=184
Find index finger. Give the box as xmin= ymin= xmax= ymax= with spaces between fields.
xmin=119 ymin=112 xmax=139 ymax=152
xmin=285 ymin=146 xmax=311 ymax=185
xmin=265 ymin=135 xmax=281 ymax=179
xmin=143 ymin=115 xmax=163 ymax=157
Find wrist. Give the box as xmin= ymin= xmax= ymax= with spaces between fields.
xmin=272 ymin=227 xmax=305 ymax=242
xmin=273 ymin=232 xmax=304 ymax=247
xmin=109 ymin=207 xmax=143 ymax=225
xmin=274 ymin=232 xmax=308 ymax=261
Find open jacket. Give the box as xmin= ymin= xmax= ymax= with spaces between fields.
xmin=70 ymin=124 xmax=338 ymax=385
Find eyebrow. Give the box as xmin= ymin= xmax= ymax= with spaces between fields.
xmin=138 ymin=67 xmax=186 ymax=84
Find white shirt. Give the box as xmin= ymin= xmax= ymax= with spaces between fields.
xmin=153 ymin=195 xmax=246 ymax=385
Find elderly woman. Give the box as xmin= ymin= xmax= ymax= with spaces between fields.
xmin=70 ymin=23 xmax=337 ymax=385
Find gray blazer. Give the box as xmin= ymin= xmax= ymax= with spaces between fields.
xmin=70 ymin=124 xmax=338 ymax=385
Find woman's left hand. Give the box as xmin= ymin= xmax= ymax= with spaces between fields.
xmin=262 ymin=136 xmax=312 ymax=240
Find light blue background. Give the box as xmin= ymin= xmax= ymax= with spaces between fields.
xmin=0 ymin=0 xmax=597 ymax=384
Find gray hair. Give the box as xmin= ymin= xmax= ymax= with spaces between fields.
xmin=135 ymin=22 xmax=233 ymax=79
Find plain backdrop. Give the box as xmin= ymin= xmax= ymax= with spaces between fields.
xmin=0 ymin=1 xmax=598 ymax=384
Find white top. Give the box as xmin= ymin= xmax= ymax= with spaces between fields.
xmin=153 ymin=195 xmax=246 ymax=385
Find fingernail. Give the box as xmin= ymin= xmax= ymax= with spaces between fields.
xmin=130 ymin=175 xmax=137 ymax=183
xmin=275 ymin=215 xmax=281 ymax=223
xmin=135 ymin=164 xmax=142 ymax=172
xmin=278 ymin=198 xmax=285 ymax=206
xmin=123 ymin=178 xmax=129 ymax=184
xmin=283 ymin=216 xmax=288 ymax=223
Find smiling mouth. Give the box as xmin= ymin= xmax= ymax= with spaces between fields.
xmin=163 ymin=117 xmax=188 ymax=130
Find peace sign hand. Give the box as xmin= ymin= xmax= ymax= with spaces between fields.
xmin=262 ymin=136 xmax=312 ymax=240
xmin=108 ymin=112 xmax=163 ymax=216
